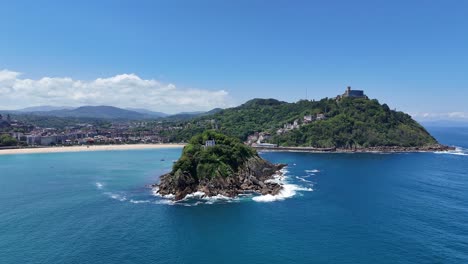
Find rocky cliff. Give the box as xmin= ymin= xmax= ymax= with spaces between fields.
xmin=154 ymin=131 xmax=285 ymax=201
xmin=156 ymin=156 xmax=285 ymax=200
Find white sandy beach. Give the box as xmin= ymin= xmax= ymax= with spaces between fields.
xmin=0 ymin=144 xmax=185 ymax=155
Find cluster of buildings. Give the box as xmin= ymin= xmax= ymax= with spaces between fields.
xmin=0 ymin=116 xmax=184 ymax=146
xmin=0 ymin=115 xmax=34 ymax=132
xmin=20 ymin=127 xmax=175 ymax=146
xmin=275 ymin=113 xmax=327 ymax=136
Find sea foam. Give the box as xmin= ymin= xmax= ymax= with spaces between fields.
xmin=253 ymin=168 xmax=313 ymax=203
xmin=129 ymin=199 xmax=150 ymax=204
xmin=105 ymin=192 xmax=127 ymax=202
xmin=253 ymin=184 xmax=312 ymax=202
xmin=434 ymin=147 xmax=468 ymax=156
xmin=149 ymin=167 xmax=311 ymax=205
xmin=295 ymin=176 xmax=312 ymax=183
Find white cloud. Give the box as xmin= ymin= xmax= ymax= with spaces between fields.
xmin=0 ymin=69 xmax=232 ymax=113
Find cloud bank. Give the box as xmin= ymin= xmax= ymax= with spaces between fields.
xmin=0 ymin=70 xmax=231 ymax=113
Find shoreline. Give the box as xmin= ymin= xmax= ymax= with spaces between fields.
xmin=254 ymin=145 xmax=456 ymax=153
xmin=0 ymin=144 xmax=186 ymax=155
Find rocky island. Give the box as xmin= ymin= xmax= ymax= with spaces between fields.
xmin=154 ymin=131 xmax=285 ymax=201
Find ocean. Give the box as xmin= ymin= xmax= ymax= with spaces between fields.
xmin=1 ymin=127 xmax=467 ymax=263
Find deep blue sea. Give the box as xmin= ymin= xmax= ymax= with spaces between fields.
xmin=1 ymin=127 xmax=467 ymax=264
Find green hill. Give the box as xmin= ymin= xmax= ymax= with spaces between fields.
xmin=168 ymin=97 xmax=439 ymax=149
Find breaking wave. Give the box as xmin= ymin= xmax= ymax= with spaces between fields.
xmin=434 ymin=147 xmax=468 ymax=156
xmin=252 ymin=184 xmax=312 ymax=202
xmin=95 ymin=182 xmax=104 ymax=189
xmin=252 ymin=167 xmax=313 ymax=203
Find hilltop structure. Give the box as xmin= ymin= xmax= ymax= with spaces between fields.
xmin=337 ymin=86 xmax=367 ymax=99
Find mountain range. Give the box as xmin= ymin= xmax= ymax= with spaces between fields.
xmin=3 ymin=105 xmax=221 ymax=120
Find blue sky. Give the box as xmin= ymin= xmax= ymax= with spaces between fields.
xmin=0 ymin=0 xmax=467 ymax=118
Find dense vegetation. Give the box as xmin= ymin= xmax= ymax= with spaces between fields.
xmin=0 ymin=134 xmax=17 ymax=146
xmin=171 ymin=131 xmax=257 ymax=180
xmin=271 ymin=98 xmax=437 ymax=148
xmin=168 ymin=97 xmax=438 ymax=148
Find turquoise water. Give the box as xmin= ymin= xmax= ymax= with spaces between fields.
xmin=1 ymin=128 xmax=467 ymax=263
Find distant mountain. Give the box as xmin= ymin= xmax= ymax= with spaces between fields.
xmin=39 ymin=106 xmax=148 ymax=120
xmin=125 ymin=108 xmax=169 ymax=117
xmin=175 ymin=111 xmax=205 ymax=115
xmin=203 ymin=108 xmax=223 ymax=115
xmin=3 ymin=105 xmax=224 ymax=121
xmin=16 ymin=106 xmax=75 ymax=112
xmin=163 ymin=108 xmax=224 ymax=121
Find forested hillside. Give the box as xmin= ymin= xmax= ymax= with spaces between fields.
xmin=167 ymin=97 xmax=438 ymax=148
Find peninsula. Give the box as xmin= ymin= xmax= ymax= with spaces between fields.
xmin=154 ymin=131 xmax=285 ymax=200
xmin=168 ymin=87 xmax=453 ymax=152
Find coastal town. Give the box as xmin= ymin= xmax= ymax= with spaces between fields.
xmin=0 ymin=86 xmax=407 ymax=152
xmin=0 ymin=114 xmax=186 ymax=147
xmin=0 ymin=86 xmax=452 ymax=153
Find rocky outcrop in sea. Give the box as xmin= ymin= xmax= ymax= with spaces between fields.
xmin=155 ymin=156 xmax=286 ymax=201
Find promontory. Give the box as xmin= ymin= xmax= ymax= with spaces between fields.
xmin=166 ymin=87 xmax=453 ymax=152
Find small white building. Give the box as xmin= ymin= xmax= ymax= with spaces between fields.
xmin=205 ymin=140 xmax=216 ymax=147
xmin=316 ymin=113 xmax=326 ymax=120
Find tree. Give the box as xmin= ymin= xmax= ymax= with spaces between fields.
xmin=0 ymin=134 xmax=18 ymax=146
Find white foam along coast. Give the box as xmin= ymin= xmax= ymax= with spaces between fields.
xmin=435 ymin=147 xmax=468 ymax=156
xmin=252 ymin=184 xmax=313 ymax=202
xmin=152 ymin=187 xmax=175 ymax=199
xmin=153 ymin=187 xmax=238 ymax=205
xmin=295 ymin=176 xmax=312 ymax=183
xmin=253 ymin=168 xmax=313 ymax=203
xmin=151 ymin=167 xmax=312 ymax=205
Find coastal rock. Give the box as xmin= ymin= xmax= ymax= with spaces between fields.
xmin=154 ymin=131 xmax=286 ymax=201
xmin=156 ymin=155 xmax=286 ymax=200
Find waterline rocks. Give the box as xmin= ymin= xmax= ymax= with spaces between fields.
xmin=153 ymin=131 xmax=286 ymax=201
